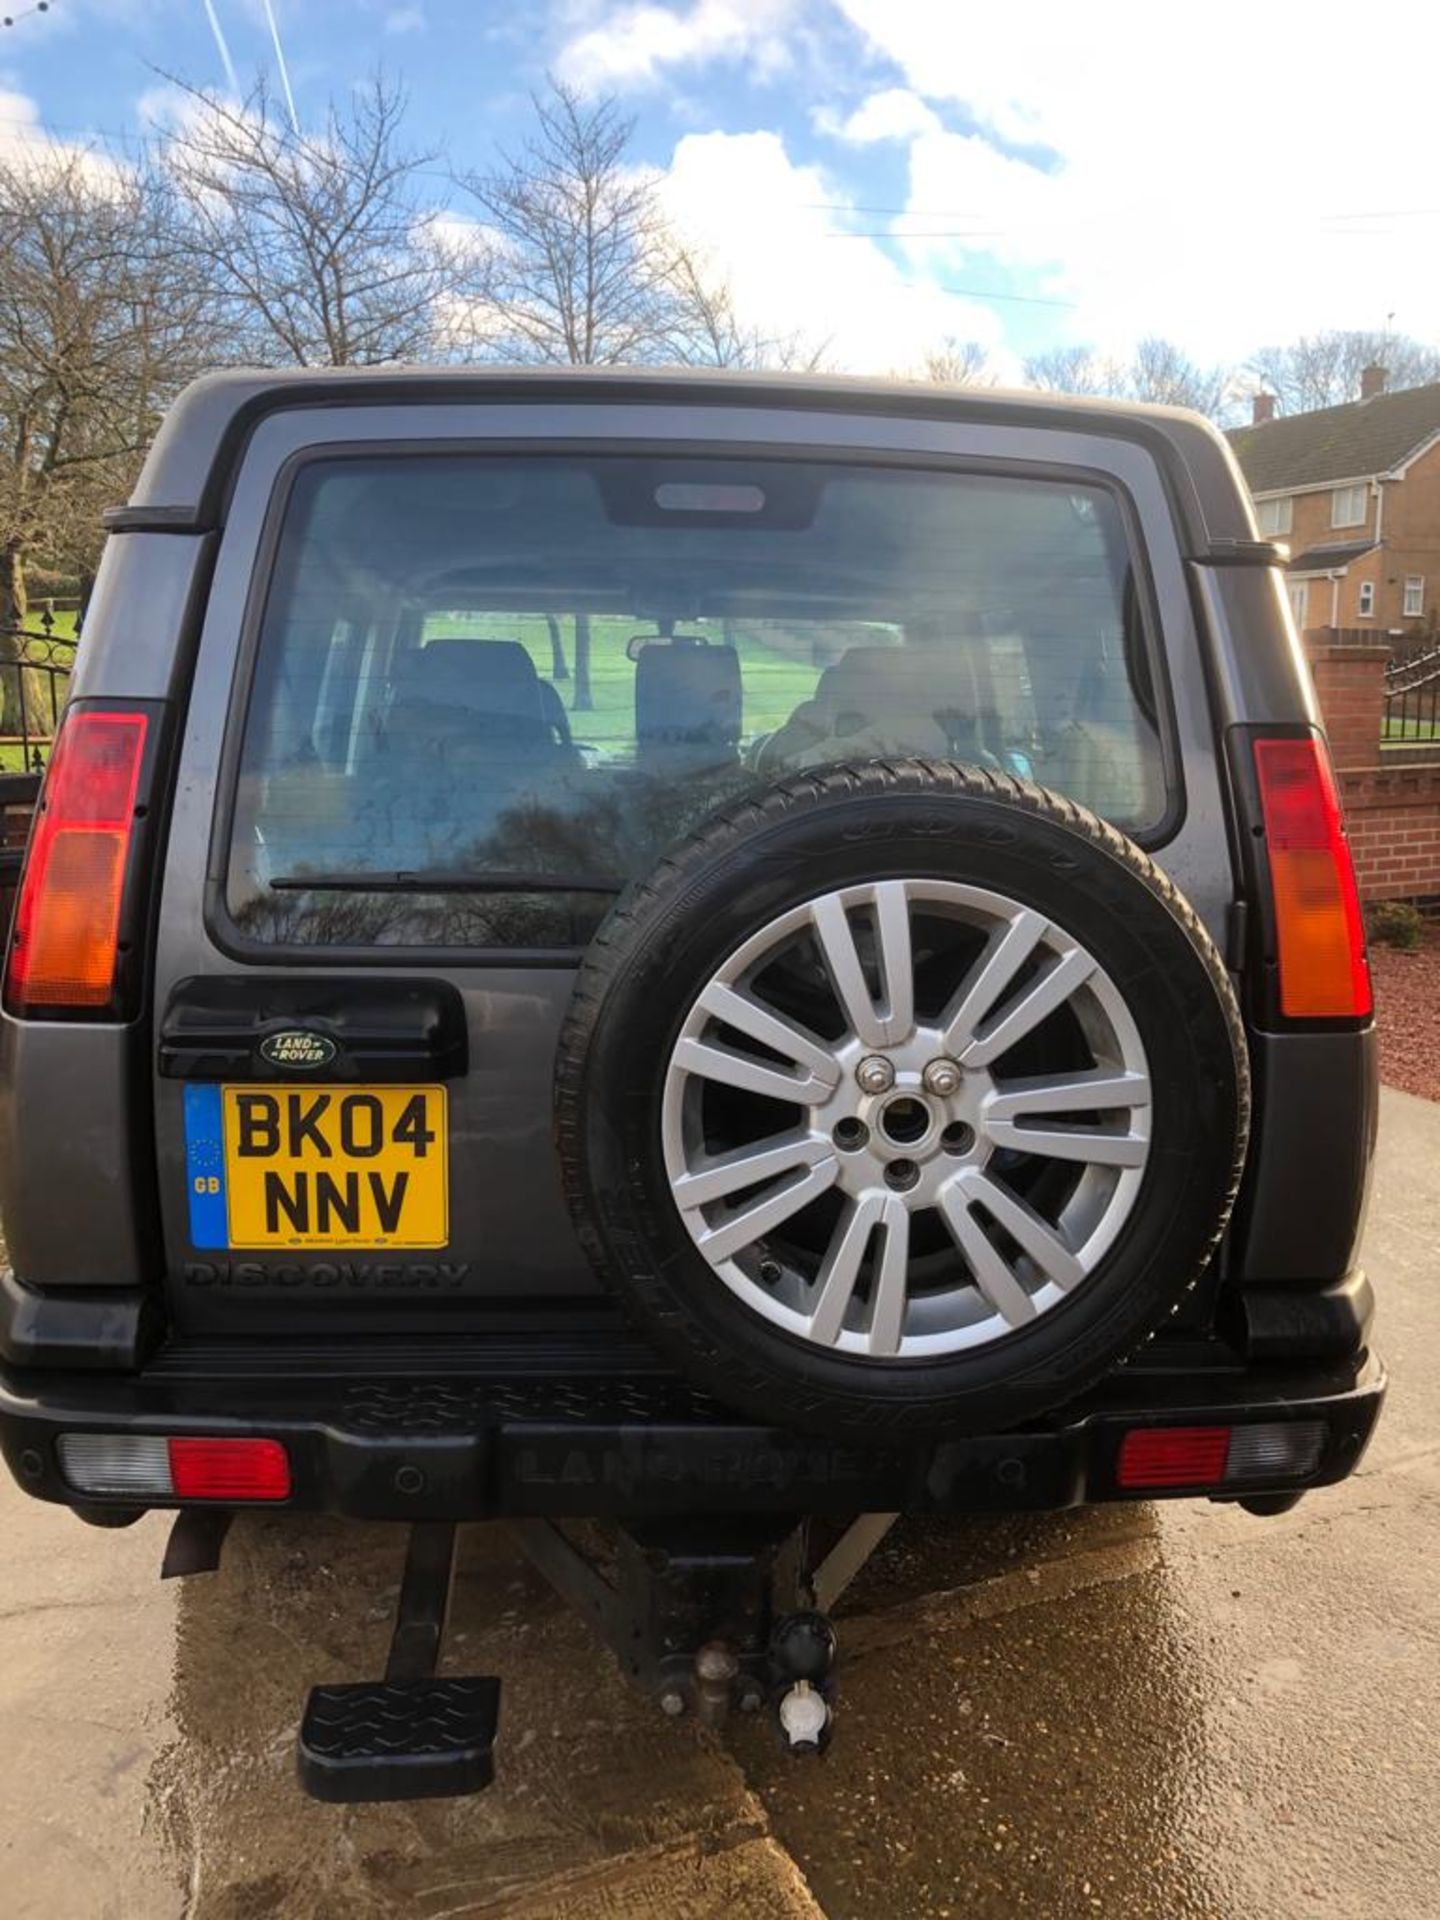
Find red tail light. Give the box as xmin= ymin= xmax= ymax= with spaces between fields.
xmin=1117 ymin=1426 xmax=1231 ymax=1488
xmin=1252 ymin=735 xmax=1371 ymax=1020
xmin=167 ymin=1438 xmax=292 ymax=1501
xmin=4 ymin=708 xmax=147 ymax=1014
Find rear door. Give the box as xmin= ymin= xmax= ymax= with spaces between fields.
xmin=148 ymin=395 xmax=1236 ymax=1340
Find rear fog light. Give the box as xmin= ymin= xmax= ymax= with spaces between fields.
xmin=1116 ymin=1420 xmax=1325 ymax=1491
xmin=57 ymin=1433 xmax=291 ymax=1501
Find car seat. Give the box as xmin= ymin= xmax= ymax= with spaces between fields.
xmin=634 ymin=637 xmax=742 ymax=775
xmin=758 ymin=642 xmax=998 ymax=773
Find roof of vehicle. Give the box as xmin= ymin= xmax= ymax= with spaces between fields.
xmin=1228 ymin=381 xmax=1440 ymax=492
xmin=117 ymin=364 xmax=1254 ymax=553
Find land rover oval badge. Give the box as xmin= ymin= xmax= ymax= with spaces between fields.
xmin=260 ymin=1029 xmax=337 ymax=1071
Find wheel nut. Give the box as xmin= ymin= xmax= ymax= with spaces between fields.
xmin=922 ymin=1058 xmax=962 ymax=1098
xmin=856 ymin=1055 xmax=895 ymax=1094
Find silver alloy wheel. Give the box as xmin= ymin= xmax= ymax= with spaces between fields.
xmin=661 ymin=879 xmax=1152 ymax=1360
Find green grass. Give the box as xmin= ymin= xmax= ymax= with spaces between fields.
xmin=422 ymin=611 xmax=823 ymax=747
xmin=1383 ymin=715 xmax=1440 ymax=741
xmin=20 ymin=608 xmax=78 ymax=641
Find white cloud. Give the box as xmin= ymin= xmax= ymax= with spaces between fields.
xmin=557 ymin=0 xmax=798 ymax=91
xmin=828 ymin=88 xmax=939 ymax=146
xmin=829 ymin=1 xmax=1440 ymax=362
xmin=658 ymin=128 xmax=1017 ymax=376
xmin=383 ymin=4 xmax=426 ymax=32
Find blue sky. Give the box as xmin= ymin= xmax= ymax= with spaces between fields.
xmin=3 ymin=0 xmax=1437 ymax=378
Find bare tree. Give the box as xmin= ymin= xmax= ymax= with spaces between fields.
xmin=163 ymin=73 xmax=468 ymax=367
xmin=1026 ymin=337 xmax=1231 ymax=419
xmin=662 ymin=242 xmax=829 ymax=371
xmin=457 ymin=80 xmax=684 ymax=367
xmin=1126 ymin=336 xmax=1230 ymax=415
xmin=918 ymin=338 xmax=995 ymax=387
xmin=1247 ymin=329 xmax=1440 ymax=414
xmin=0 ymin=143 xmax=213 ymax=731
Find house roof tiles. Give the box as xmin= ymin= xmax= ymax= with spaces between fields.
xmin=1229 ymin=383 xmax=1440 ymax=491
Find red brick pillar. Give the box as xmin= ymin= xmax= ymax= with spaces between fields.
xmin=1303 ymin=630 xmax=1389 ymax=770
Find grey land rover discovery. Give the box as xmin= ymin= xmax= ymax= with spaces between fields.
xmin=0 ymin=369 xmax=1383 ymax=1796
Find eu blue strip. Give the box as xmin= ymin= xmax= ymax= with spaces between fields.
xmin=183 ymin=1083 xmax=229 ymax=1249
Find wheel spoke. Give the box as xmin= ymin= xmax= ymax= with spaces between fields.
xmin=672 ymin=1134 xmax=832 ymax=1212
xmin=941 ymin=909 xmax=1048 ymax=1055
xmin=672 ymin=1036 xmax=834 ymax=1107
xmin=806 ymin=1191 xmax=885 ymax=1346
xmin=696 ymin=982 xmax=841 ymax=1087
xmin=867 ymin=1197 xmax=910 ymax=1355
xmin=693 ymin=1158 xmax=839 ymax=1265
xmin=986 ymin=1068 xmax=1151 ymax=1118
xmin=949 ymin=1168 xmax=1085 ymax=1290
xmin=872 ymin=881 xmax=915 ymax=1041
xmin=809 ymin=890 xmax=914 ymax=1047
xmin=985 ymin=1071 xmax=1151 ymax=1168
xmin=984 ymin=1122 xmax=1147 ymax=1167
xmin=937 ymin=1182 xmax=1038 ymax=1325
xmin=959 ymin=944 xmax=1096 ymax=1068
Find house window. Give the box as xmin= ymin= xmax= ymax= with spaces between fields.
xmin=1256 ymin=496 xmax=1293 ymax=536
xmin=1358 ymin=581 xmax=1375 ymax=617
xmin=1331 ymin=484 xmax=1368 ymax=528
xmin=1288 ymin=581 xmax=1309 ymax=627
xmin=1404 ymin=575 xmax=1425 ymax=618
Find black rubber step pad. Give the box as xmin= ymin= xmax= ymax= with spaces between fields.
xmin=297 ymin=1676 xmax=501 ymax=1802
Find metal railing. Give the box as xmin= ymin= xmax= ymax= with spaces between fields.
xmin=0 ymin=611 xmax=79 ymax=772
xmin=1383 ymin=642 xmax=1440 ymax=742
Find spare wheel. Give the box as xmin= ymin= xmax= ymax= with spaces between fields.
xmin=555 ymin=761 xmax=1249 ymax=1440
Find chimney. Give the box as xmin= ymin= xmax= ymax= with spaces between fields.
xmin=1252 ymin=392 xmax=1276 ymax=425
xmin=1360 ymin=363 xmax=1387 ymax=400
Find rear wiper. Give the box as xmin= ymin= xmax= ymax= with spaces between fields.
xmin=268 ymin=870 xmax=625 ymax=895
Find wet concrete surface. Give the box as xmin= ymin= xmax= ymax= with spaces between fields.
xmin=1 ymin=1084 xmax=1437 ymax=1919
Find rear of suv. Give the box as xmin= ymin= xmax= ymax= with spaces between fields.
xmin=0 ymin=369 xmax=1382 ymax=1795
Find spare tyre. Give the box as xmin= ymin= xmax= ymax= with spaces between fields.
xmin=556 ymin=761 xmax=1248 ymax=1439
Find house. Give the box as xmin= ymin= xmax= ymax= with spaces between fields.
xmin=1228 ymin=368 xmax=1440 ymax=636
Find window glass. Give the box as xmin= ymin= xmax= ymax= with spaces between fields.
xmin=1331 ymin=484 xmax=1367 ymax=528
xmin=1358 ymin=581 xmax=1375 ymax=617
xmin=1256 ymin=496 xmax=1292 ymax=536
xmin=227 ymin=456 xmax=1170 ymax=949
xmin=1404 ymin=575 xmax=1425 ymax=618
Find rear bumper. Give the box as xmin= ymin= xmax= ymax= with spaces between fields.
xmin=0 ymin=1348 xmax=1386 ymax=1522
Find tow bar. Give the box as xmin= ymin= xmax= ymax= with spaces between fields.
xmin=513 ymin=1511 xmax=897 ymax=1755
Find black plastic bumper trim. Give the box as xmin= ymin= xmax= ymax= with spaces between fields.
xmin=0 ymin=1353 xmax=1385 ymax=1523
xmin=0 ymin=1270 xmax=153 ymax=1371
xmin=1238 ymin=1269 xmax=1375 ymax=1361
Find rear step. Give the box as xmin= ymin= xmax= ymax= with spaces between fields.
xmin=297 ymin=1520 xmax=501 ymax=1802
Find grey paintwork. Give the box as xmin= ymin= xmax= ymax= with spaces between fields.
xmin=0 ymin=371 xmax=1367 ymax=1332
xmin=142 ymin=395 xmax=1238 ymax=1325
xmin=0 ymin=531 xmax=216 ymax=1291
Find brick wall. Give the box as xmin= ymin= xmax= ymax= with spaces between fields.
xmin=1305 ymin=629 xmax=1440 ymax=903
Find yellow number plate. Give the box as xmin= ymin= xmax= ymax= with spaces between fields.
xmin=211 ymin=1085 xmax=448 ymax=1250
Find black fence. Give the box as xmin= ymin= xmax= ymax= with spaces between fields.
xmin=0 ymin=610 xmax=79 ymax=773
xmin=1384 ymin=643 xmax=1440 ymax=743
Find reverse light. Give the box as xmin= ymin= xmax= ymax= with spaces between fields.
xmin=1116 ymin=1420 xmax=1326 ymax=1491
xmin=1253 ymin=735 xmax=1371 ymax=1020
xmin=4 ymin=708 xmax=148 ymax=1013
xmin=57 ymin=1434 xmax=291 ymax=1501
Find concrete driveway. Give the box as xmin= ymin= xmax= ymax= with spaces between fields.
xmin=1 ymin=1086 xmax=1436 ymax=1920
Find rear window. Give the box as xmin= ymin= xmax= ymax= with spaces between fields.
xmin=226 ymin=454 xmax=1168 ymax=950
